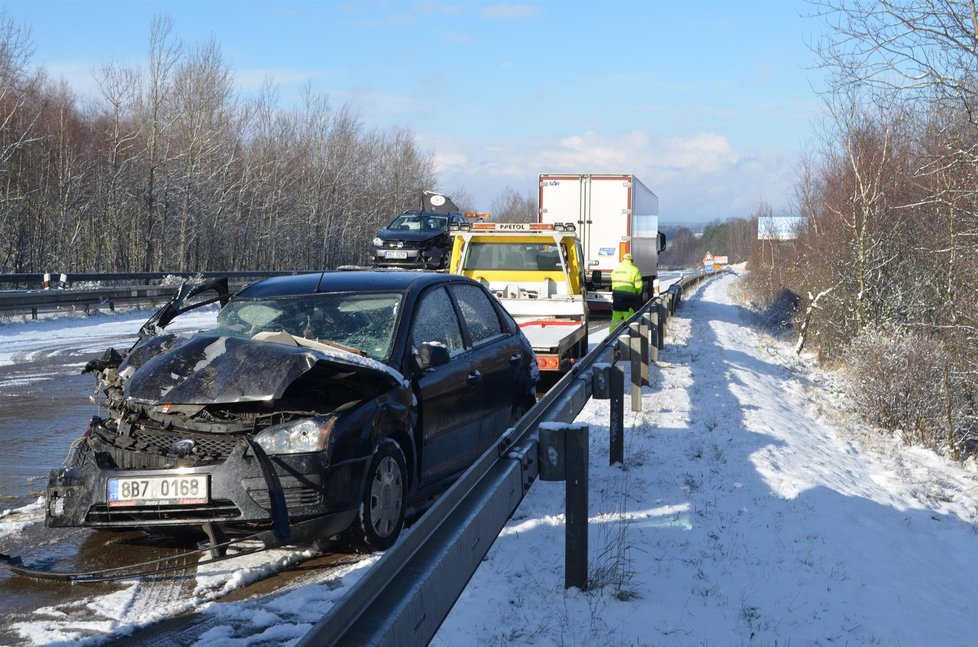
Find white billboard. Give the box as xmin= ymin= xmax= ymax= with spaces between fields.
xmin=758 ymin=216 xmax=805 ymax=241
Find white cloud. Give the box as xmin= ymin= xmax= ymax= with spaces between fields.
xmin=332 ymin=88 xmax=432 ymax=121
xmin=42 ymin=61 xmax=119 ymax=102
xmin=42 ymin=60 xmax=332 ymax=105
xmin=422 ymin=129 xmax=797 ymax=224
xmin=660 ymin=132 xmax=738 ymax=172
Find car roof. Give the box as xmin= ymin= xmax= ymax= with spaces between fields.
xmin=236 ymin=270 xmax=461 ymax=298
xmin=390 ymin=210 xmax=464 ymax=221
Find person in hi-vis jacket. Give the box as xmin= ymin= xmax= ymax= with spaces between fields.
xmin=610 ymin=253 xmax=642 ymax=329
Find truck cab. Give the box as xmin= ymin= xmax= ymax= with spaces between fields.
xmin=448 ymin=222 xmax=589 ymax=375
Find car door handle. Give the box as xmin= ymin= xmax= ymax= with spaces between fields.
xmin=466 ymin=370 xmax=482 ymax=386
xmin=509 ymin=354 xmax=521 ymax=365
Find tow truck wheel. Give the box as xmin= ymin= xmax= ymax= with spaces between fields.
xmin=348 ymin=439 xmax=407 ymax=551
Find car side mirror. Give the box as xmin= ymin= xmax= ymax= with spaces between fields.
xmin=416 ymin=341 xmax=451 ymax=370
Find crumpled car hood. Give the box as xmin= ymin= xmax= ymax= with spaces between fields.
xmin=124 ymin=334 xmax=404 ymax=405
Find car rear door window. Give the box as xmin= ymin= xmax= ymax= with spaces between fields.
xmin=410 ymin=286 xmax=465 ymax=355
xmin=451 ymin=284 xmax=504 ymax=345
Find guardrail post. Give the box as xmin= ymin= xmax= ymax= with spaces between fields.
xmin=565 ymin=423 xmax=589 ymax=590
xmin=591 ymin=364 xmax=624 ymax=465
xmin=637 ymin=315 xmax=650 ymax=387
xmin=609 ymin=365 xmax=624 ymax=464
xmin=592 ymin=363 xmax=610 ymax=400
xmin=538 ymin=422 xmax=590 ymax=590
xmin=656 ymin=300 xmax=667 ymax=350
xmin=667 ymin=284 xmax=682 ymax=313
xmin=644 ymin=312 xmax=658 ymax=365
xmin=627 ymin=323 xmax=642 ymax=412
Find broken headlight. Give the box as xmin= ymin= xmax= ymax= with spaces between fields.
xmin=253 ymin=416 xmax=336 ymax=455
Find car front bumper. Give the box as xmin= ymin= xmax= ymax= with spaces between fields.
xmin=372 ymin=246 xmax=444 ymax=268
xmin=45 ymin=439 xmax=367 ymax=536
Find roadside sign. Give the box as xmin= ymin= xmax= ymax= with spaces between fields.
xmin=703 ymin=251 xmax=714 ymax=265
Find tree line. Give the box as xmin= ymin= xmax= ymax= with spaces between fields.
xmin=0 ymin=15 xmax=436 ymax=275
xmin=660 ymin=218 xmax=757 ymax=269
xmin=745 ymin=0 xmax=978 ymax=459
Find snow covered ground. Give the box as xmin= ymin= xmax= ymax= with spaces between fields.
xmin=3 ymin=272 xmax=978 ymax=645
xmin=436 ymin=272 xmax=978 ymax=646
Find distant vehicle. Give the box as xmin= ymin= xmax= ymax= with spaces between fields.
xmin=371 ymin=191 xmax=481 ymax=270
xmin=45 ymin=271 xmax=537 ymax=551
xmin=449 ymin=221 xmax=588 ymax=376
xmin=539 ymin=173 xmax=666 ymax=309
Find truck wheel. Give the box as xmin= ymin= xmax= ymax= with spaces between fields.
xmin=347 ymin=439 xmax=407 ymax=551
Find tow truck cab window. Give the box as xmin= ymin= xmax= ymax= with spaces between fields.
xmin=463 ymin=242 xmax=563 ymax=272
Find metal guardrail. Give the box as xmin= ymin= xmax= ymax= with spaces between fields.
xmin=0 ymin=272 xmax=309 ymax=318
xmin=296 ymin=270 xmax=715 ymax=647
xmin=0 ymin=285 xmax=181 ymax=318
xmin=0 ymin=270 xmax=309 ymax=288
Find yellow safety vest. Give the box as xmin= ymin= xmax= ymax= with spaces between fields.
xmin=611 ymin=261 xmax=642 ymax=293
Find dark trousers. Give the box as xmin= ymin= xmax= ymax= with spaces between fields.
xmin=610 ymin=291 xmax=641 ymax=328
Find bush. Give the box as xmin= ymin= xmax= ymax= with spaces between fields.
xmin=844 ymin=326 xmax=951 ymax=451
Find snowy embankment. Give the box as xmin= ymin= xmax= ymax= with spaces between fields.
xmin=434 ymin=272 xmax=978 ymax=646
xmin=3 ymin=272 xmax=978 ymax=646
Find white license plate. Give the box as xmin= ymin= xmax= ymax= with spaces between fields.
xmin=107 ymin=475 xmax=209 ymax=507
xmin=384 ymin=250 xmax=408 ymax=259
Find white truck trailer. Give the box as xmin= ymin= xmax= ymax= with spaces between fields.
xmin=538 ymin=173 xmax=666 ymax=310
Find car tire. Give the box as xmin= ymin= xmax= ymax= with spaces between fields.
xmin=347 ymin=439 xmax=407 ymax=552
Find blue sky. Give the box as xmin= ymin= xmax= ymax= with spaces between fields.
xmin=3 ymin=0 xmax=826 ymax=225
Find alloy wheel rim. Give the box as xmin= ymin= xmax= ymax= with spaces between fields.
xmin=369 ymin=455 xmax=403 ymax=537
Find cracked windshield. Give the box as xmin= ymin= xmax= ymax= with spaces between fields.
xmin=214 ymin=293 xmax=402 ymax=360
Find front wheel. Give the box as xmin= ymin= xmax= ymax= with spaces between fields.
xmin=347 ymin=439 xmax=407 ymax=551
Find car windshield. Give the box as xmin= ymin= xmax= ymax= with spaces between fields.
xmin=388 ymin=214 xmax=449 ymax=233
xmin=213 ymin=292 xmax=402 ymax=361
xmin=464 ymin=242 xmax=564 ymax=271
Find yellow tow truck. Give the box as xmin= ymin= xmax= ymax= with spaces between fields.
xmin=448 ymin=222 xmax=588 ymax=375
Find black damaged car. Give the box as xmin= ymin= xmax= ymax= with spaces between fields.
xmin=371 ymin=210 xmax=471 ymax=270
xmin=46 ymin=271 xmax=537 ymax=551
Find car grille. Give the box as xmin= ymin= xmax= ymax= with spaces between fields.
xmin=91 ymin=428 xmax=242 ymax=469
xmin=380 ymin=240 xmax=424 ymax=249
xmin=130 ymin=428 xmax=241 ymax=459
xmin=248 ymin=486 xmax=323 ymax=509
xmin=85 ymin=500 xmax=242 ymax=523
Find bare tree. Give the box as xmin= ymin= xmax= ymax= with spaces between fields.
xmin=490 ymin=185 xmax=537 ymax=223
xmin=141 ymin=14 xmax=180 ymax=271
xmin=782 ymin=0 xmax=978 ymax=454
